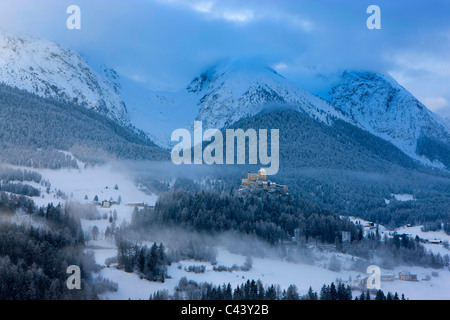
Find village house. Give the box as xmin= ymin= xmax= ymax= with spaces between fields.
xmin=101 ymin=200 xmax=112 ymax=208
xmin=127 ymin=202 xmax=154 ymax=209
xmin=398 ymin=272 xmax=418 ymax=281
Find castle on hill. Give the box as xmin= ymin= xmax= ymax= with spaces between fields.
xmin=240 ymin=168 xmax=288 ymax=192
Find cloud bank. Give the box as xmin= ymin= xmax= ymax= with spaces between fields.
xmin=0 ymin=0 xmax=449 ymax=114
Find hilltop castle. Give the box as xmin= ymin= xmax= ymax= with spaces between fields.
xmin=240 ymin=168 xmax=288 ymax=192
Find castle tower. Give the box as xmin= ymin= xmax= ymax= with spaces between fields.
xmin=258 ymin=168 xmax=267 ymax=181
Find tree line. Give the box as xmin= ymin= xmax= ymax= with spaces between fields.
xmin=116 ymin=238 xmax=168 ymax=282
xmin=0 ymin=83 xmax=168 ymax=169
xmin=131 ymin=189 xmax=363 ymax=245
xmin=0 ymin=192 xmax=115 ymax=299
xmin=150 ymin=278 xmax=404 ymax=301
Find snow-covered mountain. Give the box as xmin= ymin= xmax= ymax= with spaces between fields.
xmin=128 ymin=60 xmax=450 ymax=169
xmin=3 ymin=28 xmax=447 ymax=169
xmin=190 ymin=58 xmax=349 ymax=128
xmin=127 ymin=58 xmax=349 ymax=147
xmin=0 ymin=30 xmax=129 ymax=124
xmin=327 ymin=71 xmax=450 ymax=167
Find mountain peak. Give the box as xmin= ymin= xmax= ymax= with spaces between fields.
xmin=0 ymin=30 xmax=129 ymax=125
xmin=186 ymin=57 xmax=284 ymax=94
xmin=128 ymin=57 xmax=348 ymax=147
xmin=328 ymin=69 xmax=450 ymax=167
xmin=187 ymin=57 xmax=348 ymax=130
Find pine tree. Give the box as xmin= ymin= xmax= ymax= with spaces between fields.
xmin=375 ymin=290 xmax=385 ymax=300
xmin=320 ymin=285 xmax=329 ymax=300
xmin=359 ymin=291 xmax=366 ymax=300
xmin=285 ymin=285 xmax=300 ymax=300
xmin=265 ymin=285 xmax=277 ymax=300
xmin=329 ymin=282 xmax=338 ymax=300
xmin=307 ymin=286 xmax=318 ymax=300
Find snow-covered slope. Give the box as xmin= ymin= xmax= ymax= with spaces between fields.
xmin=0 ymin=30 xmax=129 ymax=124
xmin=191 ymin=58 xmax=347 ymax=128
xmin=126 ymin=60 xmax=450 ymax=169
xmin=327 ymin=71 xmax=450 ymax=167
xmin=128 ymin=58 xmax=349 ymax=148
xmin=443 ymin=113 xmax=450 ymax=127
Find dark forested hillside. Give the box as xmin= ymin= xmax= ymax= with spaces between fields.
xmin=131 ymin=189 xmax=363 ymax=245
xmin=127 ymin=189 xmax=447 ymax=269
xmin=0 ymin=192 xmax=108 ymax=299
xmin=229 ymin=108 xmax=420 ymax=171
xmin=172 ymin=109 xmax=450 ymax=228
xmin=0 ymin=84 xmax=169 ymax=168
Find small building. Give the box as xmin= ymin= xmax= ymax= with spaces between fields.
xmin=428 ymin=239 xmax=442 ymax=245
xmin=127 ymin=202 xmax=154 ymax=209
xmin=398 ymin=272 xmax=418 ymax=281
xmin=101 ymin=200 xmax=112 ymax=208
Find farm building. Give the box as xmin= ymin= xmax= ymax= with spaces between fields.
xmin=127 ymin=202 xmax=154 ymax=209
xmin=398 ymin=272 xmax=418 ymax=281
xmin=101 ymin=200 xmax=112 ymax=208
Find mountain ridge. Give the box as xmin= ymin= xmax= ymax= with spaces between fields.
xmin=327 ymin=71 xmax=450 ymax=168
xmin=127 ymin=58 xmax=351 ymax=148
xmin=0 ymin=30 xmax=129 ymax=125
xmin=0 ymin=30 xmax=448 ymax=170
xmin=127 ymin=58 xmax=449 ymax=171
xmin=0 ymin=83 xmax=169 ymax=168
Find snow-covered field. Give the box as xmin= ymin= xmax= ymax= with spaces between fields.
xmin=94 ymin=246 xmax=358 ymax=300
xmin=394 ymin=225 xmax=450 ymax=256
xmin=91 ymin=241 xmax=450 ymax=300
xmin=380 ymin=265 xmax=450 ymax=300
xmin=348 ymin=216 xmax=450 ymax=256
xmin=2 ymin=162 xmax=449 ymax=300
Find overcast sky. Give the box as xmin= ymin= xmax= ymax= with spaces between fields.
xmin=0 ymin=0 xmax=449 ymax=117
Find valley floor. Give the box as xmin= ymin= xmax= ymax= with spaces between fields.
xmin=4 ymin=161 xmax=450 ymax=300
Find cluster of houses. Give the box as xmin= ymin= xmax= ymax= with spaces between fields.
xmin=93 ymin=199 xmax=154 ymax=209
xmin=419 ymin=238 xmax=443 ymax=245
xmin=354 ymin=271 xmax=419 ymax=287
xmin=389 ymin=231 xmax=443 ymax=245
xmin=353 ymin=218 xmax=444 ymax=246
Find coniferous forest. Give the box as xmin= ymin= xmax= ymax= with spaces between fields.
xmin=150 ymin=277 xmax=405 ymax=301
xmin=0 ymin=193 xmax=116 ymax=299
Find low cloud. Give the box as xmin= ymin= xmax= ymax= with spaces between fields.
xmin=0 ymin=0 xmax=448 ymax=115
